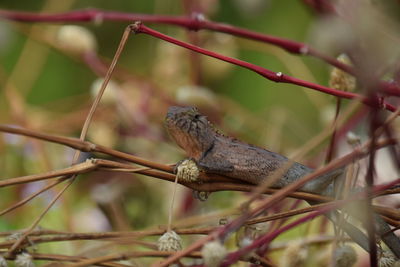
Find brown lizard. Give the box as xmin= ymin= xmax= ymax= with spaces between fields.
xmin=165 ymin=105 xmax=400 ymax=258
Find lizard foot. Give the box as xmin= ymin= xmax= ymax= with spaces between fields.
xmin=175 ymin=159 xmax=200 ymax=182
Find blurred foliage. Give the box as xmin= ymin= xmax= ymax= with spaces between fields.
xmin=1 ymin=0 xmax=399 ymax=265
xmin=0 ymin=0 xmax=341 ymax=234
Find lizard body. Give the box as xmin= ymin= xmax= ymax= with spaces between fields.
xmin=165 ymin=106 xmax=400 ymax=258
xmin=165 ymin=106 xmax=339 ymax=194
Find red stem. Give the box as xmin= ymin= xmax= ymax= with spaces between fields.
xmin=222 ymin=176 xmax=400 ymax=265
xmin=1 ymin=8 xmax=399 ymax=96
xmin=222 ymin=208 xmax=330 ymax=266
xmin=133 ymin=23 xmax=397 ymax=112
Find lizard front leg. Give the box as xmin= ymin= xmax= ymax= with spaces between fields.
xmin=197 ymin=149 xmax=235 ymax=175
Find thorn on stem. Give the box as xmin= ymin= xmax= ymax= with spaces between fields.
xmin=299 ymin=46 xmax=309 ymax=55
xmin=189 ymin=12 xmax=206 ymax=31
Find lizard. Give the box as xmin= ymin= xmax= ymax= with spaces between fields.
xmin=165 ymin=105 xmax=400 ymax=258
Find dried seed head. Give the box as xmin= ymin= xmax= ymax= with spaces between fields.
xmin=201 ymin=240 xmax=227 ymax=267
xmin=0 ymin=256 xmax=7 ymax=267
xmin=333 ymin=245 xmax=357 ymax=267
xmin=329 ymin=54 xmax=356 ymax=92
xmin=280 ymin=240 xmax=308 ymax=267
xmin=15 ymin=253 xmax=35 ymax=267
xmin=157 ymin=231 xmax=182 ymax=252
xmin=379 ymin=250 xmax=397 ymax=267
xmin=57 ymin=25 xmax=97 ymax=54
xmin=176 ymin=159 xmax=200 ymax=182
xmin=346 ymin=132 xmax=361 ymax=146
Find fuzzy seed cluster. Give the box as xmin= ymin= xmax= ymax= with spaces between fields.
xmin=15 ymin=253 xmax=35 ymax=267
xmin=329 ymin=54 xmax=356 ymax=92
xmin=176 ymin=159 xmax=200 ymax=182
xmin=334 ymin=245 xmax=357 ymax=267
xmin=379 ymin=250 xmax=399 ymax=267
xmin=201 ymin=240 xmax=227 ymax=267
xmin=157 ymin=231 xmax=182 ymax=252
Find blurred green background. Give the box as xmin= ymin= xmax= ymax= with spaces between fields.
xmin=0 ymin=0 xmax=346 ymax=264
xmin=0 ymin=0 xmax=330 ymax=128
xmin=0 ymin=0 xmax=333 ymax=233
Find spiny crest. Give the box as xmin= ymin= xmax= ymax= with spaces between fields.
xmin=207 ymin=117 xmax=242 ymax=143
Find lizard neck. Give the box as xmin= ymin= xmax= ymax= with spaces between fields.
xmin=165 ymin=112 xmax=216 ymax=160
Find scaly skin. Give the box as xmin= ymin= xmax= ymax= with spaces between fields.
xmin=165 ymin=106 xmax=400 ymax=258
xmin=165 ymin=106 xmax=340 ymax=194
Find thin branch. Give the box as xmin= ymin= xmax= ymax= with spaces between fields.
xmin=4 ymin=253 xmax=129 ymax=267
xmin=0 ymin=124 xmax=173 ymax=172
xmin=155 ymin=136 xmax=399 ymax=266
xmin=0 ymin=227 xmax=214 ymax=249
xmin=1 ymin=8 xmax=399 ymax=96
xmin=132 ymin=23 xmax=397 ymax=112
xmin=0 ymin=179 xmax=64 ymax=216
xmin=68 ymin=251 xmax=201 ymax=267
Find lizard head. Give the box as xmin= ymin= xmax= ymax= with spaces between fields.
xmin=165 ymin=106 xmax=215 ymax=160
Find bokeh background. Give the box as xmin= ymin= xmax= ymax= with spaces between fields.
xmin=1 ymin=0 xmax=400 ymax=265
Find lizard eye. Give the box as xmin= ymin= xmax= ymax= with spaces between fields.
xmin=194 ymin=114 xmax=201 ymax=120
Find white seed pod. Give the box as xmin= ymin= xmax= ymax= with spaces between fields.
xmin=0 ymin=256 xmax=7 ymax=267
xmin=379 ymin=250 xmax=396 ymax=267
xmin=346 ymin=132 xmax=361 ymax=146
xmin=280 ymin=240 xmax=308 ymax=267
xmin=57 ymin=25 xmax=97 ymax=54
xmin=15 ymin=253 xmax=35 ymax=267
xmin=333 ymin=245 xmax=357 ymax=267
xmin=90 ymin=78 xmax=120 ymax=104
xmin=176 ymin=159 xmax=200 ymax=182
xmin=157 ymin=231 xmax=182 ymax=252
xmin=329 ymin=54 xmax=356 ymax=92
xmin=201 ymin=240 xmax=227 ymax=267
